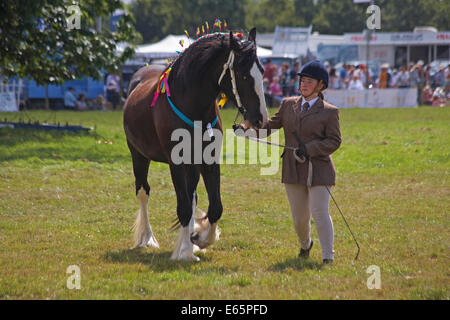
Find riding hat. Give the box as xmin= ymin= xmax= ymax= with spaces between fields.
xmin=298 ymin=60 xmax=329 ymax=89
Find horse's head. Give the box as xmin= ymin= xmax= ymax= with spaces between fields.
xmin=220 ymin=28 xmax=268 ymax=129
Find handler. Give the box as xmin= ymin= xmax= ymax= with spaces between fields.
xmin=236 ymin=60 xmax=341 ymax=264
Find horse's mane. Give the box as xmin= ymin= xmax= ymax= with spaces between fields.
xmin=170 ymin=33 xmax=257 ymax=92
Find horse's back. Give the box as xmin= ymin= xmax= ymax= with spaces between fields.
xmin=123 ymin=65 xmax=168 ymax=162
xmin=127 ymin=65 xmax=164 ymax=97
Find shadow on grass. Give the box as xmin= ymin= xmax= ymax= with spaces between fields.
xmin=104 ymin=248 xmax=212 ymax=272
xmin=269 ymin=257 xmax=323 ymax=272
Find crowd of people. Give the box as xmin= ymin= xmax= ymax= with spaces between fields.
xmin=62 ymin=59 xmax=449 ymax=111
xmin=63 ymin=72 xmax=122 ymax=111
xmin=262 ymin=58 xmax=449 ymax=107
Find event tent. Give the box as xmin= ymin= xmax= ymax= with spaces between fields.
xmin=134 ymin=35 xmax=273 ymax=59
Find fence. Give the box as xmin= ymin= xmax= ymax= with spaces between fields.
xmin=323 ymin=88 xmax=418 ymax=108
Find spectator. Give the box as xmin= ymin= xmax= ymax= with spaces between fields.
xmin=421 ymin=85 xmax=433 ymax=105
xmin=92 ymin=95 xmax=108 ymax=111
xmin=446 ymin=71 xmax=450 ymax=104
xmin=358 ymin=64 xmax=369 ymax=88
xmin=263 ymin=78 xmax=273 ymax=108
xmin=288 ymin=62 xmax=300 ymax=96
xmin=377 ymin=63 xmax=391 ymax=88
xmin=106 ymin=71 xmax=121 ymax=110
xmin=328 ymin=68 xmax=340 ymax=89
xmin=279 ymin=62 xmax=290 ymax=96
xmin=397 ymin=65 xmax=410 ymax=88
xmin=391 ymin=68 xmax=399 ymax=88
xmin=424 ymin=65 xmax=432 ymax=85
xmin=409 ymin=62 xmax=419 ymax=88
xmin=269 ymin=76 xmax=284 ymax=104
xmin=339 ymin=63 xmax=348 ymax=89
xmin=416 ymin=61 xmax=426 ymax=104
xmin=77 ymin=94 xmax=88 ymax=111
xmin=323 ymin=61 xmax=331 ymax=74
xmin=431 ymin=90 xmax=445 ymax=107
xmin=64 ymin=87 xmax=77 ymax=110
xmin=433 ymin=66 xmax=445 ymax=89
xmin=347 ymin=63 xmax=356 ymax=80
xmin=263 ymin=58 xmax=276 ymax=84
xmin=348 ymin=72 xmax=364 ymax=90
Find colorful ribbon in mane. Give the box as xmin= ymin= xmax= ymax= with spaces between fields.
xmin=151 ymin=67 xmax=172 ymax=107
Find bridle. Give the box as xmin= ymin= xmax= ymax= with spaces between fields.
xmin=218 ymin=50 xmax=247 ymax=125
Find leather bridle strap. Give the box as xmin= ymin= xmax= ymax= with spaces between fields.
xmin=218 ymin=50 xmax=247 ymax=118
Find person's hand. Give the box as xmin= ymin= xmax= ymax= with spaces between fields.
xmin=232 ymin=120 xmax=251 ymax=136
xmin=232 ymin=124 xmax=245 ymax=136
xmin=232 ymin=123 xmax=243 ymax=131
xmin=294 ymin=144 xmax=308 ymax=163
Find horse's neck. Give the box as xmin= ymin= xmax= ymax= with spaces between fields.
xmin=170 ymin=50 xmax=228 ymax=123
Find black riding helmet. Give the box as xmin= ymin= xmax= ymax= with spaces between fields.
xmin=298 ymin=60 xmax=329 ymax=89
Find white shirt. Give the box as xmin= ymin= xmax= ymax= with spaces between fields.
xmin=300 ymin=96 xmax=319 ymax=112
xmin=397 ymin=72 xmax=410 ymax=86
xmin=348 ymin=79 xmax=364 ymax=90
xmin=106 ymin=74 xmax=120 ymax=92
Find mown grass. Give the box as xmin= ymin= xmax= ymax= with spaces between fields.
xmin=0 ymin=106 xmax=448 ymax=300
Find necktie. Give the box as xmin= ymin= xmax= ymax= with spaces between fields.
xmin=302 ymin=102 xmax=310 ymax=113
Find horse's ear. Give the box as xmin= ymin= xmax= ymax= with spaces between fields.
xmin=248 ymin=27 xmax=257 ymax=43
xmin=229 ymin=30 xmax=240 ymax=51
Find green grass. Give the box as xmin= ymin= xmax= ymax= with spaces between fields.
xmin=0 ymin=107 xmax=448 ymax=299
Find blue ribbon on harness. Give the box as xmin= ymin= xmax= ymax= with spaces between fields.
xmin=165 ymin=85 xmax=218 ymax=129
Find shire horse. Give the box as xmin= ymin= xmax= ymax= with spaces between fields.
xmin=123 ymin=28 xmax=268 ymax=261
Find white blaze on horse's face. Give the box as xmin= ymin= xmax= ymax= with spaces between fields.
xmin=250 ymin=61 xmax=268 ymax=123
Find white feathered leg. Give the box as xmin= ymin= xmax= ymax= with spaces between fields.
xmin=132 ymin=187 xmax=159 ymax=249
xmin=171 ymin=192 xmax=200 ymax=261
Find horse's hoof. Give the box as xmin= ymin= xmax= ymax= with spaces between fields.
xmin=193 ymin=245 xmax=207 ymax=253
xmin=146 ymin=235 xmax=160 ymax=248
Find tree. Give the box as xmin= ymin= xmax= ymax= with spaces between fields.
xmin=131 ymin=0 xmax=247 ymax=43
xmin=245 ymin=0 xmax=300 ymax=33
xmin=0 ymin=0 xmax=140 ymax=86
xmin=377 ymin=0 xmax=450 ymax=32
xmin=312 ymin=0 xmax=449 ymax=34
xmin=312 ymin=0 xmax=366 ymax=35
xmin=293 ymin=0 xmax=320 ymax=27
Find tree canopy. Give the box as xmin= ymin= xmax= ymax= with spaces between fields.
xmin=1 ymin=0 xmax=448 ymax=86
xmin=0 ymin=0 xmax=140 ymax=85
xmin=130 ymin=0 xmax=449 ymax=42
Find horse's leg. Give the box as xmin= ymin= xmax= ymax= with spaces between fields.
xmin=190 ymin=163 xmax=222 ymax=249
xmin=170 ymin=164 xmax=201 ymax=261
xmin=128 ymin=141 xmax=159 ymax=249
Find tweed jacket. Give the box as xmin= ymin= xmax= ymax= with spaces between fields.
xmin=260 ymin=96 xmax=341 ymax=186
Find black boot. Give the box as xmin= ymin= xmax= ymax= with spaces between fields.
xmin=299 ymin=240 xmax=313 ymax=259
xmin=322 ymin=259 xmax=333 ymax=264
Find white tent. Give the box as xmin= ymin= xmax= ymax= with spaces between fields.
xmin=135 ymin=34 xmax=273 ymax=59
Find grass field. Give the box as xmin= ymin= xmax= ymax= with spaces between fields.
xmin=0 ymin=106 xmax=448 ymax=300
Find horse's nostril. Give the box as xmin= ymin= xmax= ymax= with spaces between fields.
xmin=190 ymin=232 xmax=199 ymax=242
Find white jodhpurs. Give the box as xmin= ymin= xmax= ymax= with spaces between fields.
xmin=284 ymin=183 xmax=334 ymax=261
